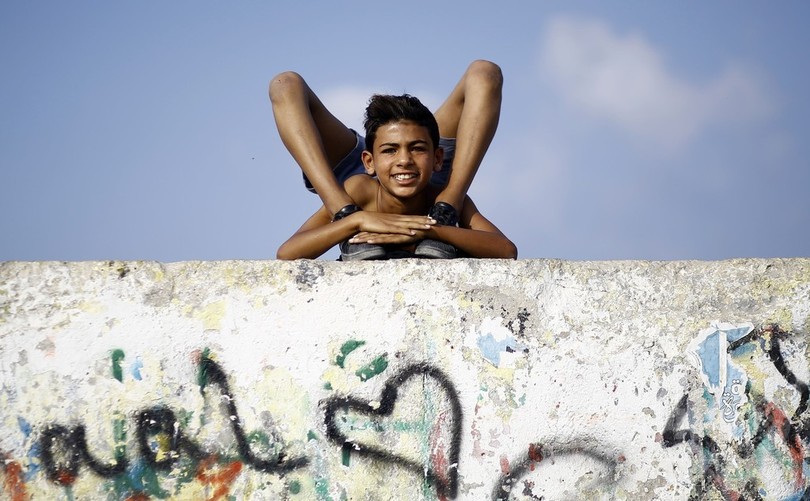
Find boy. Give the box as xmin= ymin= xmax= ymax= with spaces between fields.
xmin=270 ymin=61 xmax=516 ymax=260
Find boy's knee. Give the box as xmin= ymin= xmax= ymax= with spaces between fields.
xmin=467 ymin=60 xmax=503 ymax=90
xmin=268 ymin=71 xmax=306 ymax=102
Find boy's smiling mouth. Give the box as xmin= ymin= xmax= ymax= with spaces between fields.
xmin=393 ymin=173 xmax=418 ymax=181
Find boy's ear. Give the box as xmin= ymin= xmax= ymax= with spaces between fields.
xmin=433 ymin=147 xmax=444 ymax=173
xmin=361 ymin=150 xmax=376 ymax=176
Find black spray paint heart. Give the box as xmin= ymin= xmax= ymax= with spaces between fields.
xmin=322 ymin=363 xmax=463 ymax=498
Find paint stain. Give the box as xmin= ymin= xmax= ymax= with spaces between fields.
xmin=195 ymin=301 xmax=228 ymax=331
xmin=2 ymin=460 xmax=27 ymax=501
xmin=16 ymin=417 xmax=32 ymax=438
xmin=289 ymin=479 xmax=302 ymax=494
xmin=429 ymin=410 xmax=450 ymax=494
xmin=114 ymin=416 xmax=127 ymax=465
xmin=762 ymin=402 xmax=805 ymax=488
xmin=355 ymin=354 xmax=388 ymax=381
xmin=341 ymin=443 xmax=352 ymax=467
xmin=56 ymin=470 xmax=77 ymax=486
xmin=197 ymin=348 xmax=212 ymax=391
xmin=111 ymin=349 xmax=125 ymax=382
xmin=336 ymin=340 xmax=365 ymax=368
xmin=499 ymin=454 xmax=510 ymax=475
xmin=195 ymin=456 xmax=243 ymax=501
xmin=477 ymin=333 xmax=526 ymax=367
xmin=527 ymin=443 xmax=543 ymax=471
xmin=130 ymin=357 xmax=143 ymax=381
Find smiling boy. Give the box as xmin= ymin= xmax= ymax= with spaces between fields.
xmin=275 ymin=94 xmax=516 ymax=260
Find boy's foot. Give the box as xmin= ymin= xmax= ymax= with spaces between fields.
xmin=414 ymin=201 xmax=459 ymax=259
xmin=415 ymin=239 xmax=457 ymax=259
xmin=339 ymin=241 xmax=386 ymax=261
xmin=332 ymin=204 xmax=386 ymax=261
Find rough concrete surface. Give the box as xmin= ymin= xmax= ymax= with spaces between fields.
xmin=1 ymin=258 xmax=809 ymax=500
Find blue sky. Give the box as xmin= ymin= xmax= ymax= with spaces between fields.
xmin=2 ymin=1 xmax=808 ymax=261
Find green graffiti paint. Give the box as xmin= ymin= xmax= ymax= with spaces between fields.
xmin=141 ymin=464 xmax=170 ymax=498
xmin=113 ymin=415 xmax=127 ymax=464
xmin=315 ymin=477 xmax=333 ymax=501
xmin=246 ymin=430 xmax=284 ymax=460
xmin=342 ymin=444 xmax=351 ymax=467
xmin=307 ymin=430 xmax=318 ymax=441
xmin=355 ymin=354 xmax=388 ymax=381
xmin=197 ymin=348 xmax=212 ymax=391
xmin=111 ymin=349 xmax=125 ymax=382
xmin=289 ymin=479 xmax=302 ymax=494
xmin=335 ymin=340 xmax=365 ymax=368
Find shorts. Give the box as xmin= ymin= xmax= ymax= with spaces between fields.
xmin=303 ymin=131 xmax=456 ymax=193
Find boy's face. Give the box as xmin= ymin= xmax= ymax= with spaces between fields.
xmin=361 ymin=120 xmax=443 ymax=200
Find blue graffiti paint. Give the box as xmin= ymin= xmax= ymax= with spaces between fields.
xmin=17 ymin=416 xmax=32 ymax=437
xmin=694 ymin=325 xmax=751 ymax=392
xmin=695 ymin=331 xmax=722 ymax=388
xmin=477 ymin=333 xmax=525 ymax=366
xmin=25 ymin=440 xmax=42 ymax=481
xmin=130 ymin=356 xmax=143 ymax=381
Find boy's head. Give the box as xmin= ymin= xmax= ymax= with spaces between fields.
xmin=363 ymin=94 xmax=440 ymax=152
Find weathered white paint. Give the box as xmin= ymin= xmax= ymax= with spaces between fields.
xmin=1 ymin=259 xmax=809 ymax=500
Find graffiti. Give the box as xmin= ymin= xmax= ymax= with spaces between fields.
xmin=1 ymin=453 xmax=28 ymax=501
xmin=2 ymin=323 xmax=806 ymax=499
xmin=38 ymin=354 xmax=307 ymax=492
xmin=721 ymin=379 xmax=743 ymax=423
xmin=662 ymin=325 xmax=810 ymax=500
xmin=40 ymin=424 xmax=129 ymax=485
xmin=322 ymin=363 xmax=463 ymax=499
xmin=492 ymin=442 xmax=621 ymax=500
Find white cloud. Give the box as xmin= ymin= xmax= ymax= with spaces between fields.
xmin=539 ymin=16 xmax=775 ymax=150
xmin=319 ymin=86 xmax=375 ymax=132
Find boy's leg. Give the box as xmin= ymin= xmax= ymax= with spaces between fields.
xmin=432 ymin=60 xmax=503 ymax=214
xmin=269 ymin=71 xmax=358 ymax=217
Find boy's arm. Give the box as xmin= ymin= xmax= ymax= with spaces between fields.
xmin=276 ymin=206 xmax=342 ymax=260
xmin=276 ymin=207 xmax=437 ymax=260
xmin=350 ymin=196 xmax=517 ymax=259
xmin=425 ymin=196 xmax=517 ymax=258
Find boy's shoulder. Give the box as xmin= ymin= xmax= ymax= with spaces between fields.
xmin=343 ymin=174 xmax=377 ymax=208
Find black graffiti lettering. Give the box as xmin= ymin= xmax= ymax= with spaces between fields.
xmin=40 ymin=424 xmax=128 ymax=485
xmin=197 ymin=356 xmax=308 ymax=473
xmin=135 ymin=407 xmax=204 ymax=470
xmin=492 ymin=443 xmax=620 ymax=501
xmin=322 ymin=363 xmax=463 ymax=499
xmin=38 ymin=355 xmax=306 ymax=486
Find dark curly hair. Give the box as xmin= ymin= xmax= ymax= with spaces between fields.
xmin=363 ymin=94 xmax=440 ymax=152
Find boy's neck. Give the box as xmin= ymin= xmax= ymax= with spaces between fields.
xmin=376 ymin=183 xmax=439 ymax=215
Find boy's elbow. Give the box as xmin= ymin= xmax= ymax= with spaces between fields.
xmin=503 ymin=242 xmax=518 ymax=260
xmin=276 ymin=244 xmax=296 ymax=260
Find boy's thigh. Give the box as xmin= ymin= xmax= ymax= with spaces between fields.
xmin=303 ymin=131 xmax=367 ymax=193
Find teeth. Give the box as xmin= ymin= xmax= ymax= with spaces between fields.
xmin=394 ymin=173 xmax=416 ymax=180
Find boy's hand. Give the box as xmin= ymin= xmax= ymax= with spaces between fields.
xmin=349 ymin=230 xmax=428 ymax=245
xmin=352 ymin=212 xmax=435 ymax=237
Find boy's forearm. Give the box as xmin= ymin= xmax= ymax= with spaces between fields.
xmin=427 ymin=226 xmax=517 ymax=259
xmin=277 ymin=218 xmax=358 ymax=260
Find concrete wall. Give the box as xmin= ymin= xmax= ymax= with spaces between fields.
xmin=1 ymin=259 xmax=809 ymax=500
